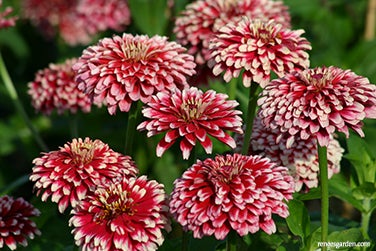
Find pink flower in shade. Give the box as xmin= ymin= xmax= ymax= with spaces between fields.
xmin=21 ymin=0 xmax=131 ymax=45
xmin=258 ymin=66 xmax=376 ymax=148
xmin=0 ymin=195 xmax=41 ymax=250
xmin=174 ymin=0 xmax=291 ymax=65
xmin=209 ymin=18 xmax=311 ymax=88
xmin=27 ymin=58 xmax=92 ymax=115
xmin=73 ymin=34 xmax=196 ymax=115
xmin=169 ymin=153 xmax=294 ymax=239
xmin=0 ymin=0 xmax=17 ymax=29
xmin=69 ymin=176 xmax=171 ymax=251
xmin=137 ymin=87 xmax=243 ymax=159
xmin=30 ymin=137 xmax=138 ymax=213
xmin=238 ymin=116 xmax=344 ymax=192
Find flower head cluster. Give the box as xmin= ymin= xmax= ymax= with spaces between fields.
xmin=169 ymin=153 xmax=294 ymax=239
xmin=73 ymin=34 xmax=196 ymax=114
xmin=69 ymin=176 xmax=170 ymax=251
xmin=258 ymin=66 xmax=376 ymax=147
xmin=174 ymin=0 xmax=291 ymax=65
xmin=0 ymin=0 xmax=17 ymax=29
xmin=0 ymin=195 xmax=41 ymax=250
xmin=137 ymin=87 xmax=243 ymax=159
xmin=28 ymin=58 xmax=92 ymax=115
xmin=21 ymin=0 xmax=131 ymax=45
xmin=210 ymin=18 xmax=311 ymax=87
xmin=246 ymin=116 xmax=344 ymax=192
xmin=30 ymin=137 xmax=138 ymax=213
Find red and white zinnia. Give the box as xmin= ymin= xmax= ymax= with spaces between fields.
xmin=169 ymin=153 xmax=294 ymax=239
xmin=137 ymin=87 xmax=243 ymax=159
xmin=73 ymin=33 xmax=196 ymax=114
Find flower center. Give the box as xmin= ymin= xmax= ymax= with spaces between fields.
xmin=94 ymin=186 xmax=137 ymax=222
xmin=121 ymin=40 xmax=150 ymax=62
xmin=249 ymin=20 xmax=279 ymax=45
xmin=180 ymin=98 xmax=205 ymax=121
xmin=71 ymin=141 xmax=96 ymax=165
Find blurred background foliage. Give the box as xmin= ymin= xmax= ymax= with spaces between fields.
xmin=1 ymin=0 xmax=376 ymax=250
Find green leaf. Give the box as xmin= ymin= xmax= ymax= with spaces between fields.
xmin=328 ymin=228 xmax=364 ymax=247
xmin=352 ymin=182 xmax=376 ymax=200
xmin=285 ymin=199 xmax=310 ymax=246
xmin=303 ymin=227 xmax=321 ymax=251
xmin=328 ymin=174 xmax=364 ymax=212
xmin=294 ymin=187 xmax=321 ymax=201
xmin=128 ymin=0 xmax=169 ymax=36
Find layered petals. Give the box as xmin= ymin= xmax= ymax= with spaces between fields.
xmin=69 ymin=176 xmax=170 ymax=251
xmin=174 ymin=0 xmax=291 ymax=65
xmin=209 ymin=18 xmax=311 ymax=88
xmin=258 ymin=66 xmax=376 ymax=147
xmin=73 ymin=33 xmax=196 ymax=114
xmin=30 ymin=137 xmax=138 ymax=213
xmin=0 ymin=195 xmax=41 ymax=250
xmin=137 ymin=87 xmax=243 ymax=159
xmin=28 ymin=58 xmax=92 ymax=115
xmin=169 ymin=153 xmax=294 ymax=239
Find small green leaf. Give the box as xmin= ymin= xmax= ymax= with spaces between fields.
xmin=328 ymin=228 xmax=364 ymax=245
xmin=352 ymin=182 xmax=376 ymax=200
xmin=285 ymin=199 xmax=310 ymax=245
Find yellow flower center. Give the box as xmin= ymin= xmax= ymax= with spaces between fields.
xmin=71 ymin=141 xmax=96 ymax=165
xmin=180 ymin=98 xmax=206 ymax=122
xmin=121 ymin=40 xmax=150 ymax=62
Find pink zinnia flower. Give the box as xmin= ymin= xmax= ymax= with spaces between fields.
xmin=0 ymin=195 xmax=41 ymax=250
xmin=137 ymin=87 xmax=243 ymax=159
xmin=258 ymin=66 xmax=376 ymax=147
xmin=0 ymin=0 xmax=17 ymax=29
xmin=69 ymin=175 xmax=170 ymax=251
xmin=169 ymin=153 xmax=294 ymax=239
xmin=21 ymin=0 xmax=131 ymax=45
xmin=174 ymin=0 xmax=291 ymax=65
xmin=242 ymin=116 xmax=344 ymax=192
xmin=28 ymin=58 xmax=92 ymax=115
xmin=73 ymin=34 xmax=196 ymax=114
xmin=209 ymin=18 xmax=311 ymax=88
xmin=30 ymin=137 xmax=138 ymax=213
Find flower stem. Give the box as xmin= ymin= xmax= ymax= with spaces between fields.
xmin=361 ymin=198 xmax=371 ymax=240
xmin=0 ymin=52 xmax=48 ymax=152
xmin=241 ymin=83 xmax=259 ymax=155
xmin=226 ymin=231 xmax=241 ymax=251
xmin=318 ymin=143 xmax=328 ymax=251
xmin=228 ymin=77 xmax=238 ymax=101
xmin=124 ymin=101 xmax=142 ymax=155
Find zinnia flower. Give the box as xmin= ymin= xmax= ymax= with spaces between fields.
xmin=69 ymin=175 xmax=170 ymax=251
xmin=21 ymin=0 xmax=131 ymax=45
xmin=73 ymin=34 xmax=196 ymax=114
xmin=169 ymin=153 xmax=294 ymax=239
xmin=0 ymin=0 xmax=17 ymax=29
xmin=0 ymin=195 xmax=41 ymax=250
xmin=209 ymin=18 xmax=311 ymax=88
xmin=242 ymin=116 xmax=344 ymax=192
xmin=30 ymin=137 xmax=138 ymax=213
xmin=28 ymin=58 xmax=92 ymax=115
xmin=137 ymin=87 xmax=243 ymax=159
xmin=258 ymin=66 xmax=376 ymax=147
xmin=174 ymin=0 xmax=291 ymax=65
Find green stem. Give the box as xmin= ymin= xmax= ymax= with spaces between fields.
xmin=69 ymin=112 xmax=79 ymax=138
xmin=241 ymin=83 xmax=259 ymax=155
xmin=360 ymin=198 xmax=371 ymax=240
xmin=318 ymin=143 xmax=328 ymax=251
xmin=226 ymin=231 xmax=242 ymax=251
xmin=0 ymin=52 xmax=48 ymax=152
xmin=228 ymin=77 xmax=238 ymax=101
xmin=124 ymin=101 xmax=142 ymax=155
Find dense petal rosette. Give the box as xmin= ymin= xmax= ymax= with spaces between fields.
xmin=0 ymin=0 xmax=17 ymax=29
xmin=210 ymin=18 xmax=311 ymax=87
xmin=0 ymin=195 xmax=41 ymax=250
xmin=258 ymin=66 xmax=376 ymax=147
xmin=21 ymin=0 xmax=130 ymax=45
xmin=137 ymin=87 xmax=243 ymax=159
xmin=169 ymin=153 xmax=294 ymax=239
xmin=69 ymin=176 xmax=170 ymax=251
xmin=28 ymin=58 xmax=92 ymax=115
xmin=174 ymin=0 xmax=291 ymax=65
xmin=73 ymin=33 xmax=196 ymax=114
xmin=30 ymin=137 xmax=138 ymax=213
xmin=243 ymin=116 xmax=344 ymax=192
